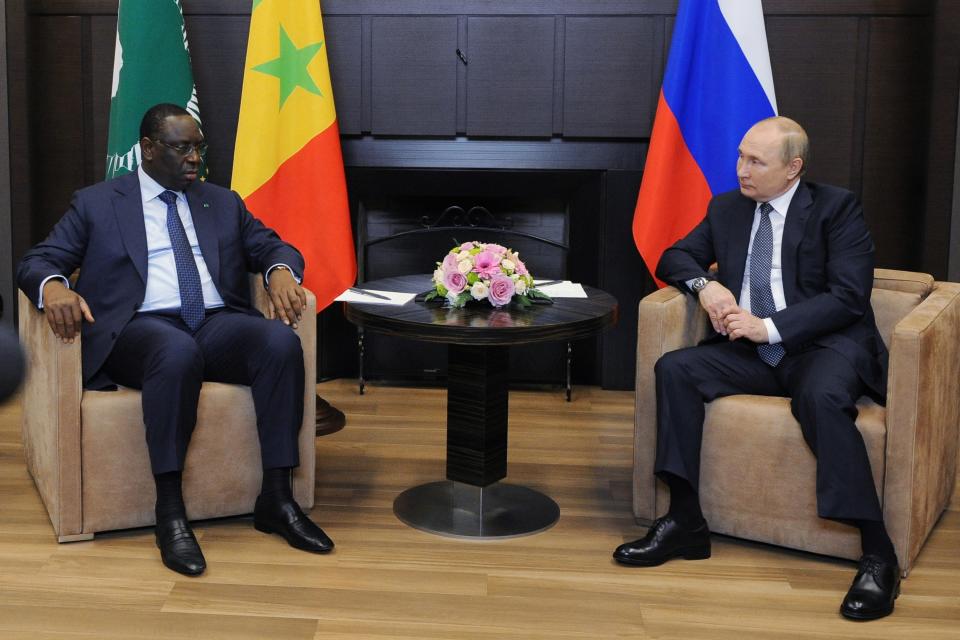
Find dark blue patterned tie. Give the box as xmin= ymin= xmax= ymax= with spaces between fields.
xmin=158 ymin=190 xmax=205 ymax=331
xmin=750 ymin=202 xmax=785 ymax=367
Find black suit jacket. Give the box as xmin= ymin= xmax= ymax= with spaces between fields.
xmin=17 ymin=172 xmax=304 ymax=388
xmin=656 ymin=181 xmax=887 ymax=400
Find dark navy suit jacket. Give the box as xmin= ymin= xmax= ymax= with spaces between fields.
xmin=656 ymin=181 xmax=887 ymax=400
xmin=17 ymin=172 xmax=304 ymax=388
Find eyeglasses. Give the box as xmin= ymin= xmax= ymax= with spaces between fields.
xmin=152 ymin=139 xmax=208 ymax=157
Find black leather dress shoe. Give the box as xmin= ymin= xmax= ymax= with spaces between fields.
xmin=613 ymin=515 xmax=711 ymax=567
xmin=155 ymin=517 xmax=206 ymax=576
xmin=840 ymin=554 xmax=901 ymax=621
xmin=253 ymin=496 xmax=334 ymax=553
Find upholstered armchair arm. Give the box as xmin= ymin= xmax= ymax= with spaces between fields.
xmin=18 ymin=290 xmax=84 ymax=539
xmin=632 ymin=286 xmax=710 ymax=522
xmin=882 ymin=281 xmax=960 ymax=571
xmin=248 ymin=275 xmax=317 ymax=507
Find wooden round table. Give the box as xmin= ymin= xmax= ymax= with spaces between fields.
xmin=344 ymin=274 xmax=618 ymax=538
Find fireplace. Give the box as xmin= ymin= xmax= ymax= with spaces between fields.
xmin=336 ymin=167 xmax=606 ymax=387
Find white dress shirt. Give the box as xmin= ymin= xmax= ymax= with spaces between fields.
xmin=739 ymin=179 xmax=800 ymax=345
xmin=138 ymin=166 xmax=226 ymax=312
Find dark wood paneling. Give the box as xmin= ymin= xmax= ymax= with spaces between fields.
xmin=563 ymin=17 xmax=655 ymax=138
xmin=766 ymin=17 xmax=859 ymax=189
xmin=30 ymin=17 xmax=86 ymax=241
xmin=182 ymin=15 xmax=249 ymax=187
xmin=371 ymin=16 xmax=457 ymax=136
xmin=465 ymin=17 xmax=555 ymax=137
xmin=324 ymin=16 xmax=362 ymax=135
xmin=89 ymin=16 xmax=115 ymax=185
xmin=28 ymin=0 xmax=934 ymax=16
xmin=861 ymin=18 xmax=930 ymax=271
xmin=922 ymin=0 xmax=960 ymax=278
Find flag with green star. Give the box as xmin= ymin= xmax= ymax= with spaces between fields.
xmin=232 ymin=0 xmax=355 ymax=311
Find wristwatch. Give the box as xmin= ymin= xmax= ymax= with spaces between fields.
xmin=690 ymin=276 xmax=711 ymax=294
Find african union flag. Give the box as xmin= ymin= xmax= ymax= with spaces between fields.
xmin=105 ymin=0 xmax=203 ymax=179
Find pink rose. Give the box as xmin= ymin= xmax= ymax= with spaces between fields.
xmin=487 ymin=274 xmax=515 ymax=307
xmin=443 ymin=270 xmax=467 ymax=295
xmin=459 ymin=242 xmax=476 ymax=251
xmin=442 ymin=253 xmax=459 ymax=271
xmin=514 ymin=259 xmax=528 ymax=276
xmin=473 ymin=251 xmax=501 ymax=278
xmin=484 ymin=243 xmax=508 ymax=255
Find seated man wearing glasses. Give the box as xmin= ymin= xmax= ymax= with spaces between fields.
xmin=17 ymin=103 xmax=333 ymax=576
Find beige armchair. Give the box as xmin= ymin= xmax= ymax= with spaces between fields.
xmin=633 ymin=269 xmax=960 ymax=575
xmin=18 ymin=276 xmax=316 ymax=542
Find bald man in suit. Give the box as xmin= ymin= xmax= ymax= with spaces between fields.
xmin=614 ymin=117 xmax=900 ymax=621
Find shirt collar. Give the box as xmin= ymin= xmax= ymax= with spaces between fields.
xmin=138 ymin=165 xmax=183 ymax=204
xmin=759 ymin=179 xmax=801 ymax=217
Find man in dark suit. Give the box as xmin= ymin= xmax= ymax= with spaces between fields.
xmin=18 ymin=103 xmax=333 ymax=576
xmin=613 ymin=117 xmax=900 ymax=620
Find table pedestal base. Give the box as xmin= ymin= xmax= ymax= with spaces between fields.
xmin=393 ymin=481 xmax=559 ymax=539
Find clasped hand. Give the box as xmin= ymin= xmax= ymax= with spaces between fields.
xmin=267 ymin=268 xmax=307 ymax=329
xmin=697 ymin=281 xmax=769 ymax=344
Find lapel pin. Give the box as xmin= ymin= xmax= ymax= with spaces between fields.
xmin=202 ymin=203 xmax=210 ymax=208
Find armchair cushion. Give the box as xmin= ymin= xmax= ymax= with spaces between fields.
xmin=19 ymin=276 xmax=317 ymax=541
xmin=633 ymin=269 xmax=960 ymax=575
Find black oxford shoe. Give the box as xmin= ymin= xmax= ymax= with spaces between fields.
xmin=613 ymin=515 xmax=711 ymax=567
xmin=840 ymin=554 xmax=901 ymax=621
xmin=155 ymin=516 xmax=206 ymax=576
xmin=253 ymin=495 xmax=334 ymax=554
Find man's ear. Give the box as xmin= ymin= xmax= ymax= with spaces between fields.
xmin=139 ymin=137 xmax=154 ymax=162
xmin=787 ymin=157 xmax=803 ymax=180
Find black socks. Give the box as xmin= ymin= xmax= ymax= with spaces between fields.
xmin=154 ymin=470 xmax=186 ymax=523
xmin=858 ymin=519 xmax=898 ymax=565
xmin=260 ymin=466 xmax=294 ymax=503
xmin=664 ymin=472 xmax=705 ymax=529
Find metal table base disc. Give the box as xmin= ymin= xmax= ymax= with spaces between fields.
xmin=393 ymin=481 xmax=560 ymax=539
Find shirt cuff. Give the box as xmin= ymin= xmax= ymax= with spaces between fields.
xmin=265 ymin=264 xmax=302 ymax=287
xmin=764 ymin=318 xmax=782 ymax=345
xmin=38 ymin=275 xmax=70 ymax=309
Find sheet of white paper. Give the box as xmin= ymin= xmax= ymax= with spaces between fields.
xmin=533 ymin=280 xmax=587 ymax=298
xmin=334 ymin=288 xmax=417 ymax=305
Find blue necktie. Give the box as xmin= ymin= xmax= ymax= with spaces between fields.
xmin=158 ymin=190 xmax=205 ymax=331
xmin=750 ymin=202 xmax=786 ymax=367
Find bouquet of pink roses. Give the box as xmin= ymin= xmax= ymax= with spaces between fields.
xmin=425 ymin=241 xmax=552 ymax=308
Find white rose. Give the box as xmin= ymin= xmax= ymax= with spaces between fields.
xmin=514 ymin=279 xmax=527 ymax=295
xmin=433 ymin=268 xmax=444 ymax=283
xmin=457 ymin=259 xmax=473 ymax=274
xmin=470 ymin=281 xmax=489 ymax=300
xmin=457 ymin=250 xmax=472 ymax=260
xmin=501 ymin=258 xmax=515 ymax=272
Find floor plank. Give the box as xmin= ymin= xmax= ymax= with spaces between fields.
xmin=0 ymin=379 xmax=957 ymax=639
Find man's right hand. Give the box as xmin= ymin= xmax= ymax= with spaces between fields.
xmin=42 ymin=280 xmax=94 ymax=343
xmin=697 ymin=281 xmax=737 ymax=335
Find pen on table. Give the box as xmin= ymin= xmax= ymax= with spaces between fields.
xmin=348 ymin=287 xmax=392 ymax=301
xmin=535 ymin=279 xmax=564 ymax=288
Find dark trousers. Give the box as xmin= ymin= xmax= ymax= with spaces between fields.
xmin=654 ymin=339 xmax=883 ymax=522
xmin=102 ymin=308 xmax=304 ymax=475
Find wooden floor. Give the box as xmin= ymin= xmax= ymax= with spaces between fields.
xmin=0 ymin=379 xmax=958 ymax=639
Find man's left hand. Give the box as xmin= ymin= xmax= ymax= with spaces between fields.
xmin=267 ymin=268 xmax=306 ymax=329
xmin=723 ymin=309 xmax=769 ymax=344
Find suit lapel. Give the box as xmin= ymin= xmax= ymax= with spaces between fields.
xmin=112 ymin=173 xmax=148 ymax=285
xmin=725 ymin=195 xmax=757 ymax=302
xmin=780 ymin=182 xmax=813 ymax=304
xmin=186 ymin=184 xmax=221 ymax=286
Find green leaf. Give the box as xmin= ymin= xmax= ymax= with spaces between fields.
xmin=467 ymin=272 xmax=479 ymax=284
xmin=437 ymin=284 xmax=448 ymax=296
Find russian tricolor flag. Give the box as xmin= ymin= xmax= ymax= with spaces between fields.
xmin=632 ymin=0 xmax=777 ymax=285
